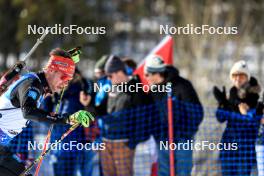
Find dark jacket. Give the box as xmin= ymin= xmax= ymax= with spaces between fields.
xmin=9 ymin=72 xmax=67 ymax=123
xmin=216 ymin=77 xmax=261 ymax=161
xmin=150 ymin=66 xmax=204 ymax=142
xmin=102 ymin=75 xmax=152 ymax=148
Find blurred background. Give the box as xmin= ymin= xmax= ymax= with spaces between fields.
xmin=1 ymin=1 xmax=264 ymax=175
xmin=1 ymin=0 xmax=264 ymax=104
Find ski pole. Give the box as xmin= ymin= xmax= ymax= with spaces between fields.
xmin=34 ymin=87 xmax=65 ymax=176
xmin=19 ymin=123 xmax=80 ymax=176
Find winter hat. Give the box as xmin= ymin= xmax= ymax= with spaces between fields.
xmin=229 ymin=60 xmax=251 ymax=80
xmin=144 ymin=55 xmax=166 ymax=73
xmin=94 ymin=55 xmax=109 ymax=73
xmin=104 ymin=55 xmax=125 ymax=75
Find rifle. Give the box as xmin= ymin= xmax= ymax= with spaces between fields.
xmin=0 ymin=30 xmax=49 ymax=95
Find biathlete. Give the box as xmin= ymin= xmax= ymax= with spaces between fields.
xmin=0 ymin=48 xmax=94 ymax=176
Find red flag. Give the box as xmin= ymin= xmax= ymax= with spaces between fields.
xmin=134 ymin=35 xmax=174 ymax=85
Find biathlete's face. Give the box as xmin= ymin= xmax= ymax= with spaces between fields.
xmin=49 ymin=70 xmax=73 ymax=93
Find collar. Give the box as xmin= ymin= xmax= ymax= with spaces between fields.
xmin=37 ymin=71 xmax=52 ymax=94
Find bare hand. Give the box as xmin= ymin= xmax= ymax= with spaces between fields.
xmin=238 ymin=103 xmax=249 ymax=115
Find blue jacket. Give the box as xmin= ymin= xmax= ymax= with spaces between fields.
xmin=216 ymin=77 xmax=261 ymax=163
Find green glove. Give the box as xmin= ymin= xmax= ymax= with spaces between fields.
xmin=69 ymin=110 xmax=95 ymax=127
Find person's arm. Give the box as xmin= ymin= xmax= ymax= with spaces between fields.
xmin=180 ymin=82 xmax=204 ymax=124
xmin=15 ymin=78 xmax=67 ymax=124
xmin=213 ymin=86 xmax=232 ymax=123
xmin=178 ymin=81 xmax=204 ymax=138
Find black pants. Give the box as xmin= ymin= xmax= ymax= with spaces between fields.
xmin=0 ymin=145 xmax=26 ymax=176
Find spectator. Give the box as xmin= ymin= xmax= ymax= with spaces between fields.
xmin=123 ymin=56 xmax=157 ymax=175
xmin=93 ymin=55 xmax=111 ymax=176
xmin=122 ymin=57 xmax=137 ymax=76
xmin=79 ymin=78 xmax=101 ymax=176
xmin=144 ymin=55 xmax=203 ymax=176
xmin=94 ymin=55 xmax=111 ymax=116
xmin=79 ymin=78 xmax=96 ymax=115
xmin=256 ymin=113 xmax=264 ymax=176
xmin=100 ymin=55 xmax=151 ymax=176
xmin=213 ymin=60 xmax=261 ymax=175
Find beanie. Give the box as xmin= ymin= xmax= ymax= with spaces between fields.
xmin=230 ymin=60 xmax=250 ymax=80
xmin=104 ymin=55 xmax=125 ymax=75
xmin=144 ymin=55 xmax=166 ymax=73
